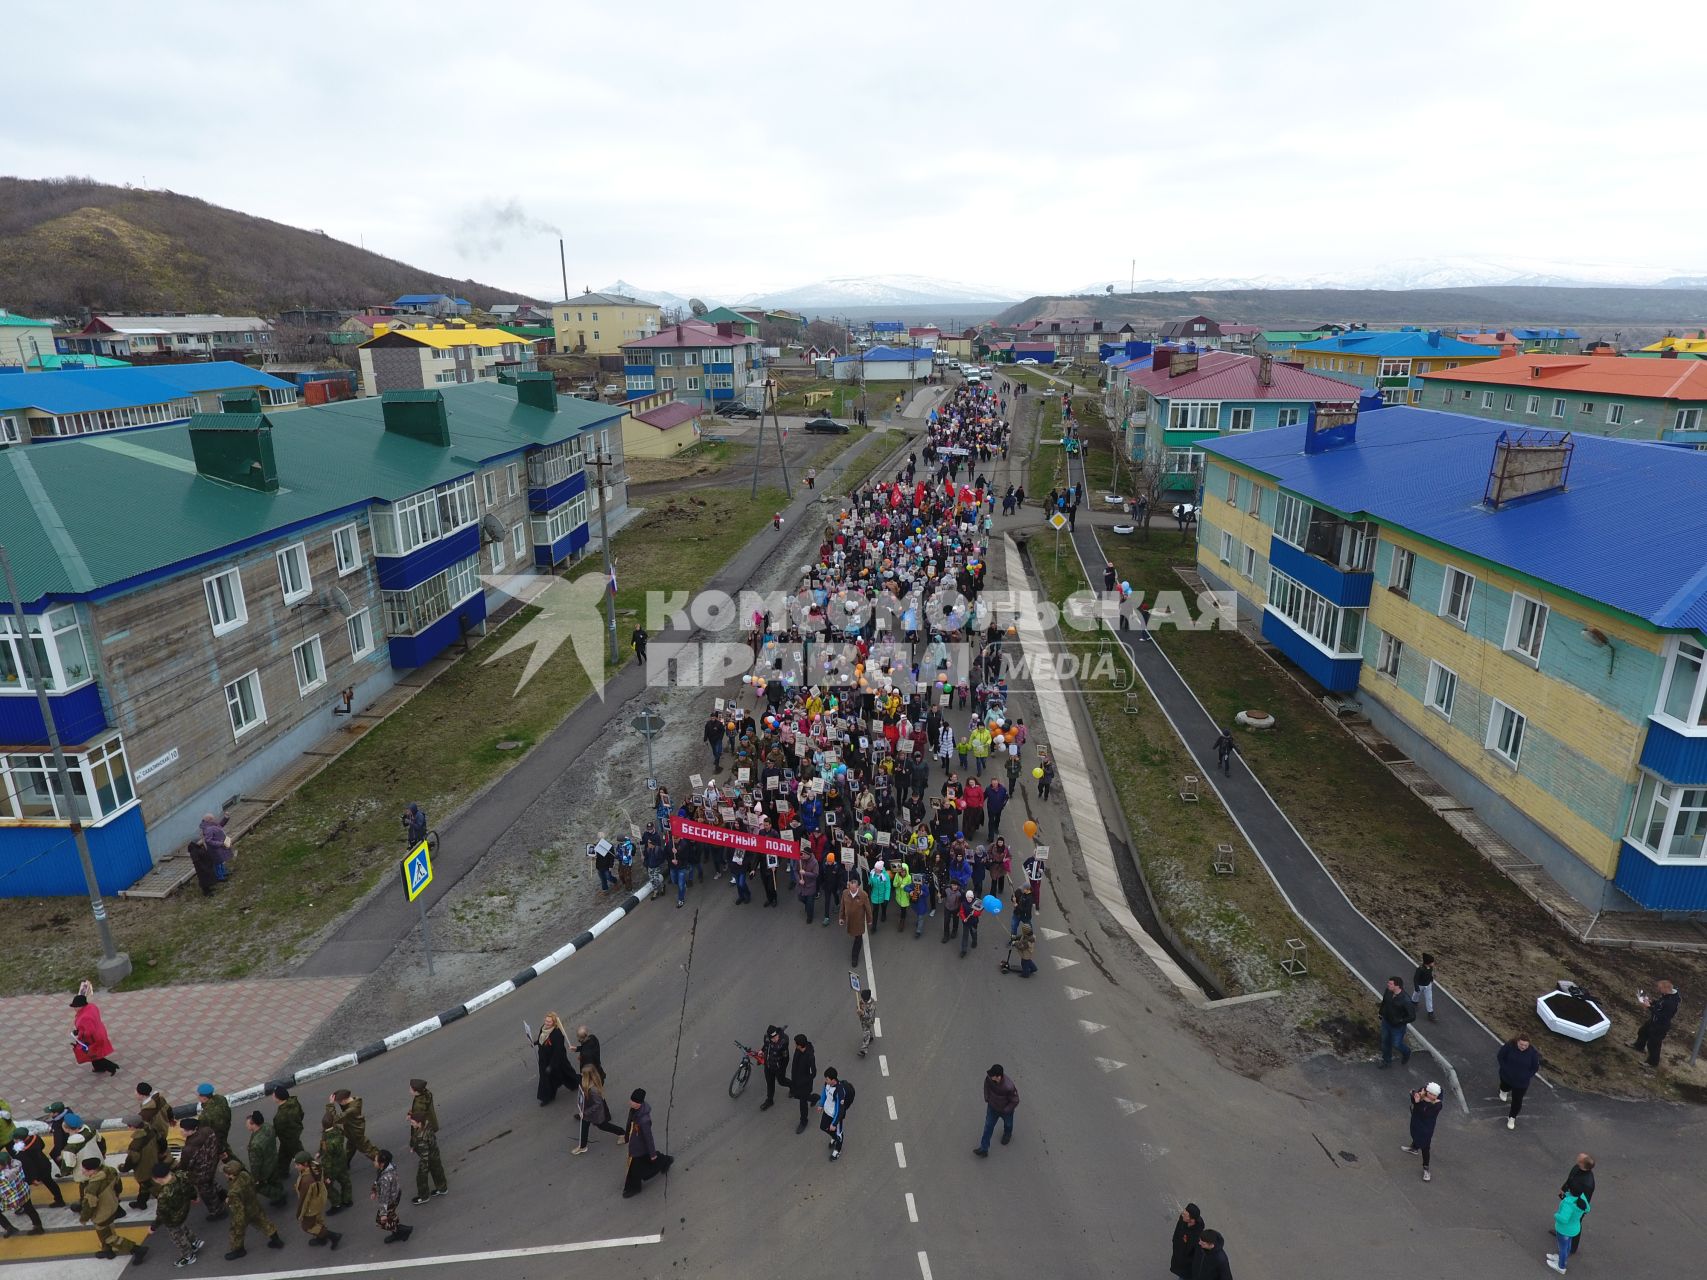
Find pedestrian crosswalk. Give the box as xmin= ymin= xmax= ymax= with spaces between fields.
xmin=0 ymin=1128 xmax=171 ymax=1263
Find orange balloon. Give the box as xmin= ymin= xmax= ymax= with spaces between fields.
xmin=1023 ymin=819 xmax=1039 ymax=840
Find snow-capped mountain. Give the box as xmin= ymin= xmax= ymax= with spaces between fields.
xmin=738 ymin=275 xmax=1023 ymax=309
xmin=1069 ymin=257 xmax=1707 ymax=294
xmin=597 ymin=280 xmax=709 ymax=313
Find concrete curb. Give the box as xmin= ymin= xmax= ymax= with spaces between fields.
xmin=23 ymin=882 xmax=657 ymax=1136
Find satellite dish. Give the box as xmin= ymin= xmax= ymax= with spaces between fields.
xmin=480 ymin=512 xmax=507 ymax=544
xmin=316 ymin=586 xmax=355 ymax=617
xmin=689 ymin=298 xmax=708 ymax=317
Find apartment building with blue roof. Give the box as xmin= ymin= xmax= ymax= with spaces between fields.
xmin=1282 ymin=329 xmax=1503 ymax=404
xmin=1198 ymin=405 xmax=1707 ymax=914
xmin=0 ymin=362 xmax=299 ymax=444
xmin=0 ymin=373 xmax=621 ymax=897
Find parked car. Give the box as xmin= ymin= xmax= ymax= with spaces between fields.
xmin=1016 ymin=357 xmax=1039 ymax=365
xmin=803 ymin=416 xmax=849 ymax=434
xmin=718 ymin=402 xmax=760 ymax=418
xmin=603 ymin=384 xmax=620 ymax=396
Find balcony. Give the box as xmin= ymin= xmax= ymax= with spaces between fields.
xmin=1268 ymin=539 xmax=1372 ymax=608
xmin=1260 ymin=609 xmax=1363 ymax=692
xmin=1639 ymin=718 xmax=1707 ymax=785
xmin=1613 ymin=842 xmax=1707 ymax=912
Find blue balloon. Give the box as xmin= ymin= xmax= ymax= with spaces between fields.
xmin=981 ymin=894 xmax=1004 ymax=915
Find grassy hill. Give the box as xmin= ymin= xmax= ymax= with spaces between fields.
xmin=997 ymin=286 xmax=1707 ymax=347
xmin=0 ymin=176 xmax=541 ymax=316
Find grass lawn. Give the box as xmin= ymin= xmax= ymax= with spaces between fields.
xmin=625 ymin=440 xmax=734 ymax=485
xmin=1098 ymin=527 xmax=1707 ymax=1097
xmin=769 ymin=376 xmax=869 ymax=420
xmin=0 ymin=489 xmax=786 ymax=995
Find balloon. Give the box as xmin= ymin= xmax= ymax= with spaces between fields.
xmin=741 ymin=674 xmax=753 ymax=684
xmin=1031 ymin=767 xmax=1044 ymax=780
xmin=1023 ymin=819 xmax=1039 ymax=840
xmin=981 ymin=894 xmax=1004 ymax=915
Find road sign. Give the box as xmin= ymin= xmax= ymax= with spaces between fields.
xmin=1049 ymin=512 xmax=1067 ymax=530
xmin=631 ymin=712 xmax=666 ymax=738
xmin=402 ymin=840 xmax=433 ymax=902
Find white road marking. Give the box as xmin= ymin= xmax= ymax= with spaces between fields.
xmin=905 ymin=1191 xmax=919 ymax=1222
xmin=1064 ymin=986 xmax=1093 ymax=1000
xmin=1050 ymin=955 xmax=1079 ymax=969
xmin=1078 ymin=1020 xmax=1108 ymax=1034
xmin=887 ymin=1094 xmax=898 ymax=1121
xmin=874 ymin=1017 xmax=883 ymax=1037
xmin=165 ymin=1235 xmax=666 ymax=1278
xmin=880 ymin=1054 xmax=890 ymax=1077
xmin=895 ymin=1141 xmax=908 ymax=1168
xmin=918 ymin=1250 xmax=934 ymax=1280
xmin=1040 ymin=926 xmax=1068 ymax=940
xmin=1115 ymin=1098 xmax=1147 ymax=1115
xmin=1140 ymin=1141 xmax=1169 ymax=1161
xmin=1094 ymin=1057 xmax=1128 ymax=1073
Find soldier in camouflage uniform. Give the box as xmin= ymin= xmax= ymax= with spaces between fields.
xmin=369 ymin=1149 xmax=412 ymax=1244
xmin=317 ymin=1114 xmax=353 ymax=1213
xmin=196 ymin=1084 xmax=233 ymax=1154
xmin=406 ymin=1079 xmax=448 ymax=1203
xmin=327 ymin=1089 xmax=377 ymax=1160
xmin=292 ymin=1152 xmax=341 ymax=1250
xmin=177 ymin=1116 xmax=228 ymax=1221
xmin=147 ymin=1163 xmax=203 ymax=1267
xmin=125 ymin=1083 xmax=171 ymax=1209
xmin=246 ymin=1111 xmax=285 ymax=1206
xmin=219 ymin=1154 xmax=284 ymax=1260
xmin=77 ymin=1156 xmax=148 ymax=1264
xmin=271 ymin=1087 xmax=305 ymax=1166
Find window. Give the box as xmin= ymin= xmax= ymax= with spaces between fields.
xmin=530 ymin=494 xmax=589 ymax=547
xmin=1224 ymin=470 xmax=1238 ymax=503
xmin=1677 ymin=408 xmax=1702 ymax=432
xmin=592 ymin=331 xmax=600 ymax=341
xmin=1377 ymin=631 xmax=1403 ymax=678
xmin=1276 ymin=407 xmax=1301 ymax=428
xmin=1504 ymin=595 xmax=1548 ymax=664
xmin=1219 ymin=531 xmax=1234 ymax=563
xmin=380 ymin=555 xmax=481 ymax=636
xmin=686 ymin=376 xmax=702 ymax=392
xmin=1526 ymin=395 xmax=1540 ymax=415
xmin=507 ymin=464 xmax=520 ymax=497
xmin=1628 ymin=776 xmax=1707 ymax=860
xmin=1241 ymin=544 xmax=1257 ymax=579
xmin=1162 ymin=448 xmax=1204 ymax=476
xmin=1228 ymin=407 xmax=1254 ymax=432
xmin=276 ymin=543 xmax=311 ymax=603
xmin=347 ymin=608 xmax=375 ymax=660
xmin=1426 ymin=661 xmax=1458 ymax=719
xmin=482 ymin=472 xmax=497 ymax=507
xmin=1480 ymin=391 xmax=1494 ymax=409
xmin=1505 ymin=394 xmax=1515 ymax=411
xmin=1377 ymin=358 xmax=1411 ymax=379
xmin=623 ymin=350 xmax=651 ymax=366
xmin=1551 ymin=398 xmax=1567 ymax=419
xmin=332 ymin=524 xmax=362 ymax=576
xmin=436 ymin=476 xmax=478 ymax=531
xmin=1274 ymin=493 xmax=1310 ymax=547
xmin=657 ymin=351 xmax=675 ymax=367
xmin=1486 ymin=700 xmax=1526 ymax=766
xmin=1657 ymin=638 xmax=1707 ymax=729
xmin=225 ymin=670 xmax=266 ymax=738
xmin=0 ymin=736 xmax=134 ymax=823
xmin=660 ymin=377 xmax=676 ymax=392
xmin=1167 ymin=401 xmax=1220 ymax=431
xmin=292 ymin=635 xmax=326 ymax=695
xmin=1441 ymin=388 xmax=1455 ymax=405
xmin=511 ymin=523 xmax=527 ymax=558
xmin=1246 ymin=483 xmax=1261 ymax=515
xmin=1606 ymin=403 xmax=1624 ymax=425
xmin=371 ymin=490 xmax=440 ymax=556
xmin=0 ymin=415 xmax=19 ymax=444
xmin=1265 ymin=567 xmax=1365 ymax=656
xmin=0 ymin=607 xmax=93 ymax=693
xmin=1439 ymin=567 xmax=1474 ymax=626
xmin=204 ymin=569 xmax=248 ymax=635
xmin=1389 ymin=546 xmax=1415 ymax=596
xmin=489 ymin=534 xmax=505 ymax=572
xmin=526 ymin=438 xmax=584 ymax=488
xmin=626 ymin=375 xmax=655 ymax=393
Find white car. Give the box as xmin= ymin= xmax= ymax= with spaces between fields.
xmin=1016 ymin=358 xmax=1038 ymax=365
xmin=964 ymin=372 xmax=982 ymax=385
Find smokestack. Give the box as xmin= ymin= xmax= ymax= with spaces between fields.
xmin=559 ymin=238 xmax=568 ymax=303
xmin=1258 ymin=353 xmax=1273 ymax=387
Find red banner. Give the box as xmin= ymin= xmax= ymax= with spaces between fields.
xmin=671 ymin=816 xmax=800 ymax=860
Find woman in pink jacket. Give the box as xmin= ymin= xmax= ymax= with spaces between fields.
xmin=70 ymin=981 xmax=119 ymax=1076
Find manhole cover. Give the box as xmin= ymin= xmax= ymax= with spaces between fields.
xmin=496 ymin=740 xmax=523 ymax=751
xmin=1338 ymin=1151 xmax=1358 ymax=1163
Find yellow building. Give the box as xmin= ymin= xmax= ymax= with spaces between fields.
xmin=1640 ymin=330 xmax=1707 ymax=357
xmin=552 ymin=290 xmax=662 ymax=356
xmin=1282 ymin=330 xmax=1505 ymax=404
xmin=621 ymin=389 xmax=702 ymax=458
xmin=357 ymin=324 xmax=535 ymax=395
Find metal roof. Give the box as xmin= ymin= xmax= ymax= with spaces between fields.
xmin=1203 ymin=408 xmax=1707 ymax=631
xmin=623 ymin=322 xmax=759 ymax=350
xmin=1421 ymin=353 xmax=1707 ymax=401
xmin=0 ymin=381 xmax=624 ymax=605
xmin=1123 ymin=351 xmax=1362 ymax=403
xmin=393 ymin=294 xmax=470 ymax=306
xmin=834 ymin=346 xmax=932 ymax=364
xmin=360 ymin=326 xmax=522 ymax=350
xmin=633 ymin=400 xmax=701 ymax=430
xmin=555 ymin=292 xmax=656 ymax=309
xmin=1288 ymin=330 xmax=1500 ymax=360
xmin=0 ymin=362 xmax=296 ymax=415
xmin=0 ymin=310 xmax=50 ymax=328
xmin=86 ymin=314 xmax=272 ymax=335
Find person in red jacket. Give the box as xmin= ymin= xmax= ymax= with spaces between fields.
xmin=70 ymin=982 xmax=118 ymax=1076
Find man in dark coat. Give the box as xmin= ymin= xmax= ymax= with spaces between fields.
xmin=1496 ymin=1034 xmax=1543 ymax=1128
xmin=1633 ymin=979 xmax=1680 ymax=1069
xmin=1561 ymin=1153 xmax=1596 ymax=1252
xmin=1378 ymin=977 xmax=1414 ymax=1068
xmin=1190 ymin=1228 xmax=1233 ymax=1279
xmin=621 ymin=1090 xmax=672 ymax=1198
xmin=1169 ymin=1203 xmax=1206 ymax=1278
xmin=179 ymin=1116 xmax=229 ymax=1221
xmin=272 ymin=1088 xmax=305 ymax=1165
xmin=787 ymin=1033 xmax=818 ymax=1134
xmin=576 ymin=1026 xmax=604 ymax=1086
xmin=1402 ymin=1083 xmax=1443 ymax=1181
xmin=759 ymin=1026 xmax=791 ymax=1112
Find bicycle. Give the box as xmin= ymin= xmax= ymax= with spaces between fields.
xmin=729 ymin=1025 xmax=787 ymax=1099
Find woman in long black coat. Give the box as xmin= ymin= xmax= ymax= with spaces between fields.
xmin=536 ymin=1012 xmax=575 ymax=1105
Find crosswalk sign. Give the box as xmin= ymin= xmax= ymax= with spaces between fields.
xmin=402 ymin=840 xmax=433 ymax=902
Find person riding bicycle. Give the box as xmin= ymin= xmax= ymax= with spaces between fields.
xmin=402 ymin=803 xmax=428 ymax=846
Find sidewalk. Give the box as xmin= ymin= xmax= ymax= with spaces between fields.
xmin=1058 ymin=446 xmax=1501 ymax=1105
xmin=298 ymin=422 xmax=916 ymax=977
xmin=0 ymin=976 xmax=358 ymax=1116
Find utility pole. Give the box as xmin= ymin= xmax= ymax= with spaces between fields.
xmin=587 ymin=452 xmax=619 ymax=663
xmin=0 ymin=545 xmax=129 ymax=985
xmin=749 ymin=377 xmax=792 ymax=500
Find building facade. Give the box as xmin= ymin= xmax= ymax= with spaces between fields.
xmin=357 ymin=325 xmax=535 ymax=395
xmin=0 ymin=363 xmax=299 ymax=445
xmin=1418 ymin=352 xmax=1707 ymax=445
xmin=552 ymin=291 xmax=662 ymax=356
xmin=0 ymin=310 xmax=57 ymax=369
xmin=1197 ymin=408 xmax=1707 ymax=913
xmin=1284 ymin=330 xmax=1503 ymax=404
xmin=833 ymin=346 xmax=933 ymax=383
xmin=0 ymin=376 xmax=622 ymax=897
xmin=620 ymin=321 xmax=761 ymax=406
xmin=61 ymin=314 xmax=278 ymax=363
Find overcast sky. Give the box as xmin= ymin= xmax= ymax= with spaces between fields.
xmin=5 ymin=2 xmax=1704 ymax=300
